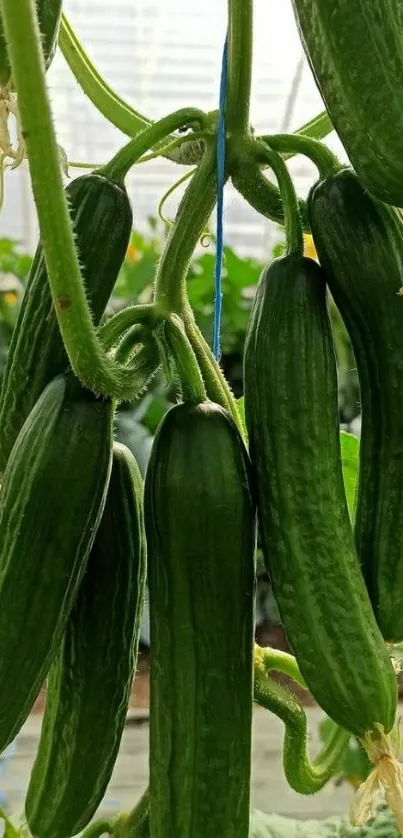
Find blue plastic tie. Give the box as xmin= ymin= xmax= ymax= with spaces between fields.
xmin=213 ymin=34 xmax=228 ymax=361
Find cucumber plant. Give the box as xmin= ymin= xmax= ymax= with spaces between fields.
xmin=0 ymin=0 xmax=401 ymax=836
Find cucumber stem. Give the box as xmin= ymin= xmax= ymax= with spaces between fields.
xmin=99 ymin=305 xmax=160 ymax=351
xmin=183 ymin=311 xmax=243 ymax=432
xmin=153 ymin=141 xmax=243 ymax=431
xmin=154 ymin=140 xmax=218 ymax=313
xmin=114 ymin=324 xmax=149 ymax=364
xmin=231 ymin=159 xmax=309 ymax=232
xmin=255 ymin=644 xmax=307 ymax=690
xmin=258 ymin=133 xmax=340 ymax=179
xmin=254 ymin=649 xmax=350 ymax=794
xmin=80 ymin=820 xmax=113 ymax=838
xmin=258 ymin=143 xmax=304 ymax=257
xmin=113 ymin=789 xmax=150 ymax=838
xmin=100 ymin=109 xmax=209 ymax=182
xmin=163 ymin=315 xmax=207 ymax=404
xmin=226 ymin=0 xmax=253 ymax=135
xmin=0 ymin=0 xmax=158 ymax=401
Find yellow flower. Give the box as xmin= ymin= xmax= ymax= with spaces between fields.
xmin=3 ymin=292 xmax=17 ymax=306
xmin=303 ymin=234 xmax=318 ymax=261
xmin=125 ymin=243 xmax=140 ymax=264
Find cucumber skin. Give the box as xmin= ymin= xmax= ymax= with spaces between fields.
xmin=25 ymin=442 xmax=146 ymax=838
xmin=309 ymin=168 xmax=403 ymax=643
xmin=145 ymin=401 xmax=256 ymax=838
xmin=0 ymin=172 xmax=132 ymax=474
xmin=291 ymin=0 xmax=403 ymax=206
xmin=0 ymin=373 xmax=113 ymax=755
xmin=244 ymin=254 xmax=397 ymax=738
xmin=0 ymin=0 xmax=63 ymax=85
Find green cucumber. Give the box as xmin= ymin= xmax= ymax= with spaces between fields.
xmin=0 ymin=0 xmax=62 ymax=86
xmin=145 ymin=401 xmax=255 ymax=838
xmin=244 ymin=254 xmax=397 ymax=738
xmin=0 ymin=372 xmax=113 ymax=754
xmin=0 ymin=171 xmax=132 ymax=474
xmin=291 ymin=0 xmax=403 ymax=206
xmin=308 ymin=168 xmax=403 ymax=642
xmin=25 ymin=441 xmax=146 ymax=838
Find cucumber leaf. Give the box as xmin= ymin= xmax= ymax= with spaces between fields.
xmin=340 ymin=430 xmax=359 ymax=521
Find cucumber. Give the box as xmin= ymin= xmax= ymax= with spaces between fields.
xmin=308 ymin=168 xmax=403 ymax=642
xmin=145 ymin=401 xmax=256 ymax=838
xmin=244 ymin=254 xmax=397 ymax=738
xmin=0 ymin=372 xmax=113 ymax=754
xmin=291 ymin=0 xmax=403 ymax=206
xmin=0 ymin=0 xmax=62 ymax=86
xmin=25 ymin=442 xmax=146 ymax=838
xmin=0 ymin=171 xmax=132 ymax=474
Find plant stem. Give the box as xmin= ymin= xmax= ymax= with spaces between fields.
xmin=99 ymin=305 xmax=160 ymax=351
xmin=1 ymin=0 xmax=152 ymax=400
xmin=184 ymin=311 xmax=242 ymax=431
xmin=290 ymin=109 xmax=333 ymax=145
xmin=154 ymin=140 xmax=218 ymax=312
xmin=258 ymin=133 xmax=339 ymax=178
xmin=231 ymin=158 xmax=309 ymax=231
xmin=100 ymin=110 xmax=209 ymax=182
xmin=153 ymin=141 xmax=242 ymax=429
xmin=80 ymin=820 xmax=112 ymax=838
xmin=226 ymin=0 xmax=253 ymax=135
xmin=255 ymin=644 xmax=307 ymax=690
xmin=258 ymin=142 xmax=304 ymax=256
xmin=254 ymin=649 xmax=350 ymax=794
xmin=164 ymin=315 xmax=207 ymax=404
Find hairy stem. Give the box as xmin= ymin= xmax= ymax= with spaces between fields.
xmin=226 ymin=0 xmax=253 ymax=134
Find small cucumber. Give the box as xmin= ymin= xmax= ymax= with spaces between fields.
xmin=145 ymin=401 xmax=256 ymax=838
xmin=244 ymin=254 xmax=397 ymax=738
xmin=0 ymin=372 xmax=113 ymax=754
xmin=25 ymin=442 xmax=146 ymax=838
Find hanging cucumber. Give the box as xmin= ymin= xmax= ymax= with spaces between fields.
xmin=25 ymin=442 xmax=146 ymax=838
xmin=0 ymin=0 xmax=63 ymax=86
xmin=0 ymin=171 xmax=132 ymax=473
xmin=244 ymin=145 xmax=397 ymax=740
xmin=145 ymin=318 xmax=255 ymax=838
xmin=291 ymin=0 xmax=403 ymax=206
xmin=308 ymin=167 xmax=403 ymax=643
xmin=0 ymin=372 xmax=113 ymax=755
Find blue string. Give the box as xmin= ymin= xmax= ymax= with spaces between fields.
xmin=213 ymin=34 xmax=228 ymax=361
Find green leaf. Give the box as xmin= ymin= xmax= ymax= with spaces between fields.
xmin=340 ymin=430 xmax=359 ymax=521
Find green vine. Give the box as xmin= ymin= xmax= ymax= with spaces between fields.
xmin=257 ymin=133 xmax=340 ymax=179
xmin=160 ymin=315 xmax=207 ymax=404
xmin=254 ymin=647 xmax=350 ymax=794
xmin=100 ymin=111 xmax=209 ymax=182
xmin=226 ymin=0 xmax=253 ymax=135
xmin=258 ymin=143 xmax=304 ymax=256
